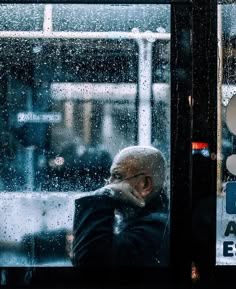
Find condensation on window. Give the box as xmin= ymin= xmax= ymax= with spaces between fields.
xmin=0 ymin=4 xmax=170 ymax=268
xmin=216 ymin=4 xmax=236 ymax=265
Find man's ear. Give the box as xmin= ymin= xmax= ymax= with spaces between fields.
xmin=140 ymin=176 xmax=152 ymax=197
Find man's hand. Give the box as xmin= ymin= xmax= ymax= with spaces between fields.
xmin=101 ymin=182 xmax=145 ymax=208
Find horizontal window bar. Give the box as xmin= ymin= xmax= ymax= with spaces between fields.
xmin=0 ymin=0 xmax=191 ymax=4
xmin=0 ymin=30 xmax=170 ymax=40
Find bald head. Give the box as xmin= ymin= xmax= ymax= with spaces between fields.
xmin=112 ymin=146 xmax=166 ymax=194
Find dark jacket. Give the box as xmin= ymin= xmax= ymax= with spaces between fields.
xmin=72 ymin=194 xmax=169 ymax=267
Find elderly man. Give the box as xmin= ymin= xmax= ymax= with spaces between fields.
xmin=72 ymin=146 xmax=169 ymax=267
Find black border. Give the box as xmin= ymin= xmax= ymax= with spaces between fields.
xmin=170 ymin=2 xmax=192 ymax=287
xmin=191 ymin=0 xmax=218 ymax=288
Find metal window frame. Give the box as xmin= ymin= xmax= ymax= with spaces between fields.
xmin=191 ymin=1 xmax=218 ymax=287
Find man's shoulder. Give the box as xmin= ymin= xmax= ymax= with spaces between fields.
xmin=136 ymin=211 xmax=169 ymax=230
xmin=75 ymin=194 xmax=93 ymax=204
xmin=74 ymin=192 xmax=115 ymax=210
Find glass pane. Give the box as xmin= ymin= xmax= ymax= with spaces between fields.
xmin=0 ymin=4 xmax=170 ymax=267
xmin=216 ymin=4 xmax=236 ymax=265
xmin=0 ymin=5 xmax=44 ymax=31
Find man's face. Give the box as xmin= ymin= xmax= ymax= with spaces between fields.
xmin=108 ymin=157 xmax=146 ymax=195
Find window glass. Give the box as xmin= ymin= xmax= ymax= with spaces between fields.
xmin=0 ymin=5 xmax=44 ymax=31
xmin=0 ymin=4 xmax=170 ymax=267
xmin=217 ymin=3 xmax=236 ymax=265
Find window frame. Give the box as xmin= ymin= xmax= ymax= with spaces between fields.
xmin=191 ymin=1 xmax=218 ymax=287
xmin=0 ymin=0 xmax=219 ymax=288
xmin=192 ymin=1 xmax=236 ymax=288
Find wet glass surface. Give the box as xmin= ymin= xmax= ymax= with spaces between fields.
xmin=0 ymin=4 xmax=170 ymax=267
xmin=216 ymin=4 xmax=236 ymax=265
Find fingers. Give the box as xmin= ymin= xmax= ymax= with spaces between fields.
xmin=128 ymin=194 xmax=145 ymax=207
xmin=105 ymin=182 xmax=145 ymax=208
